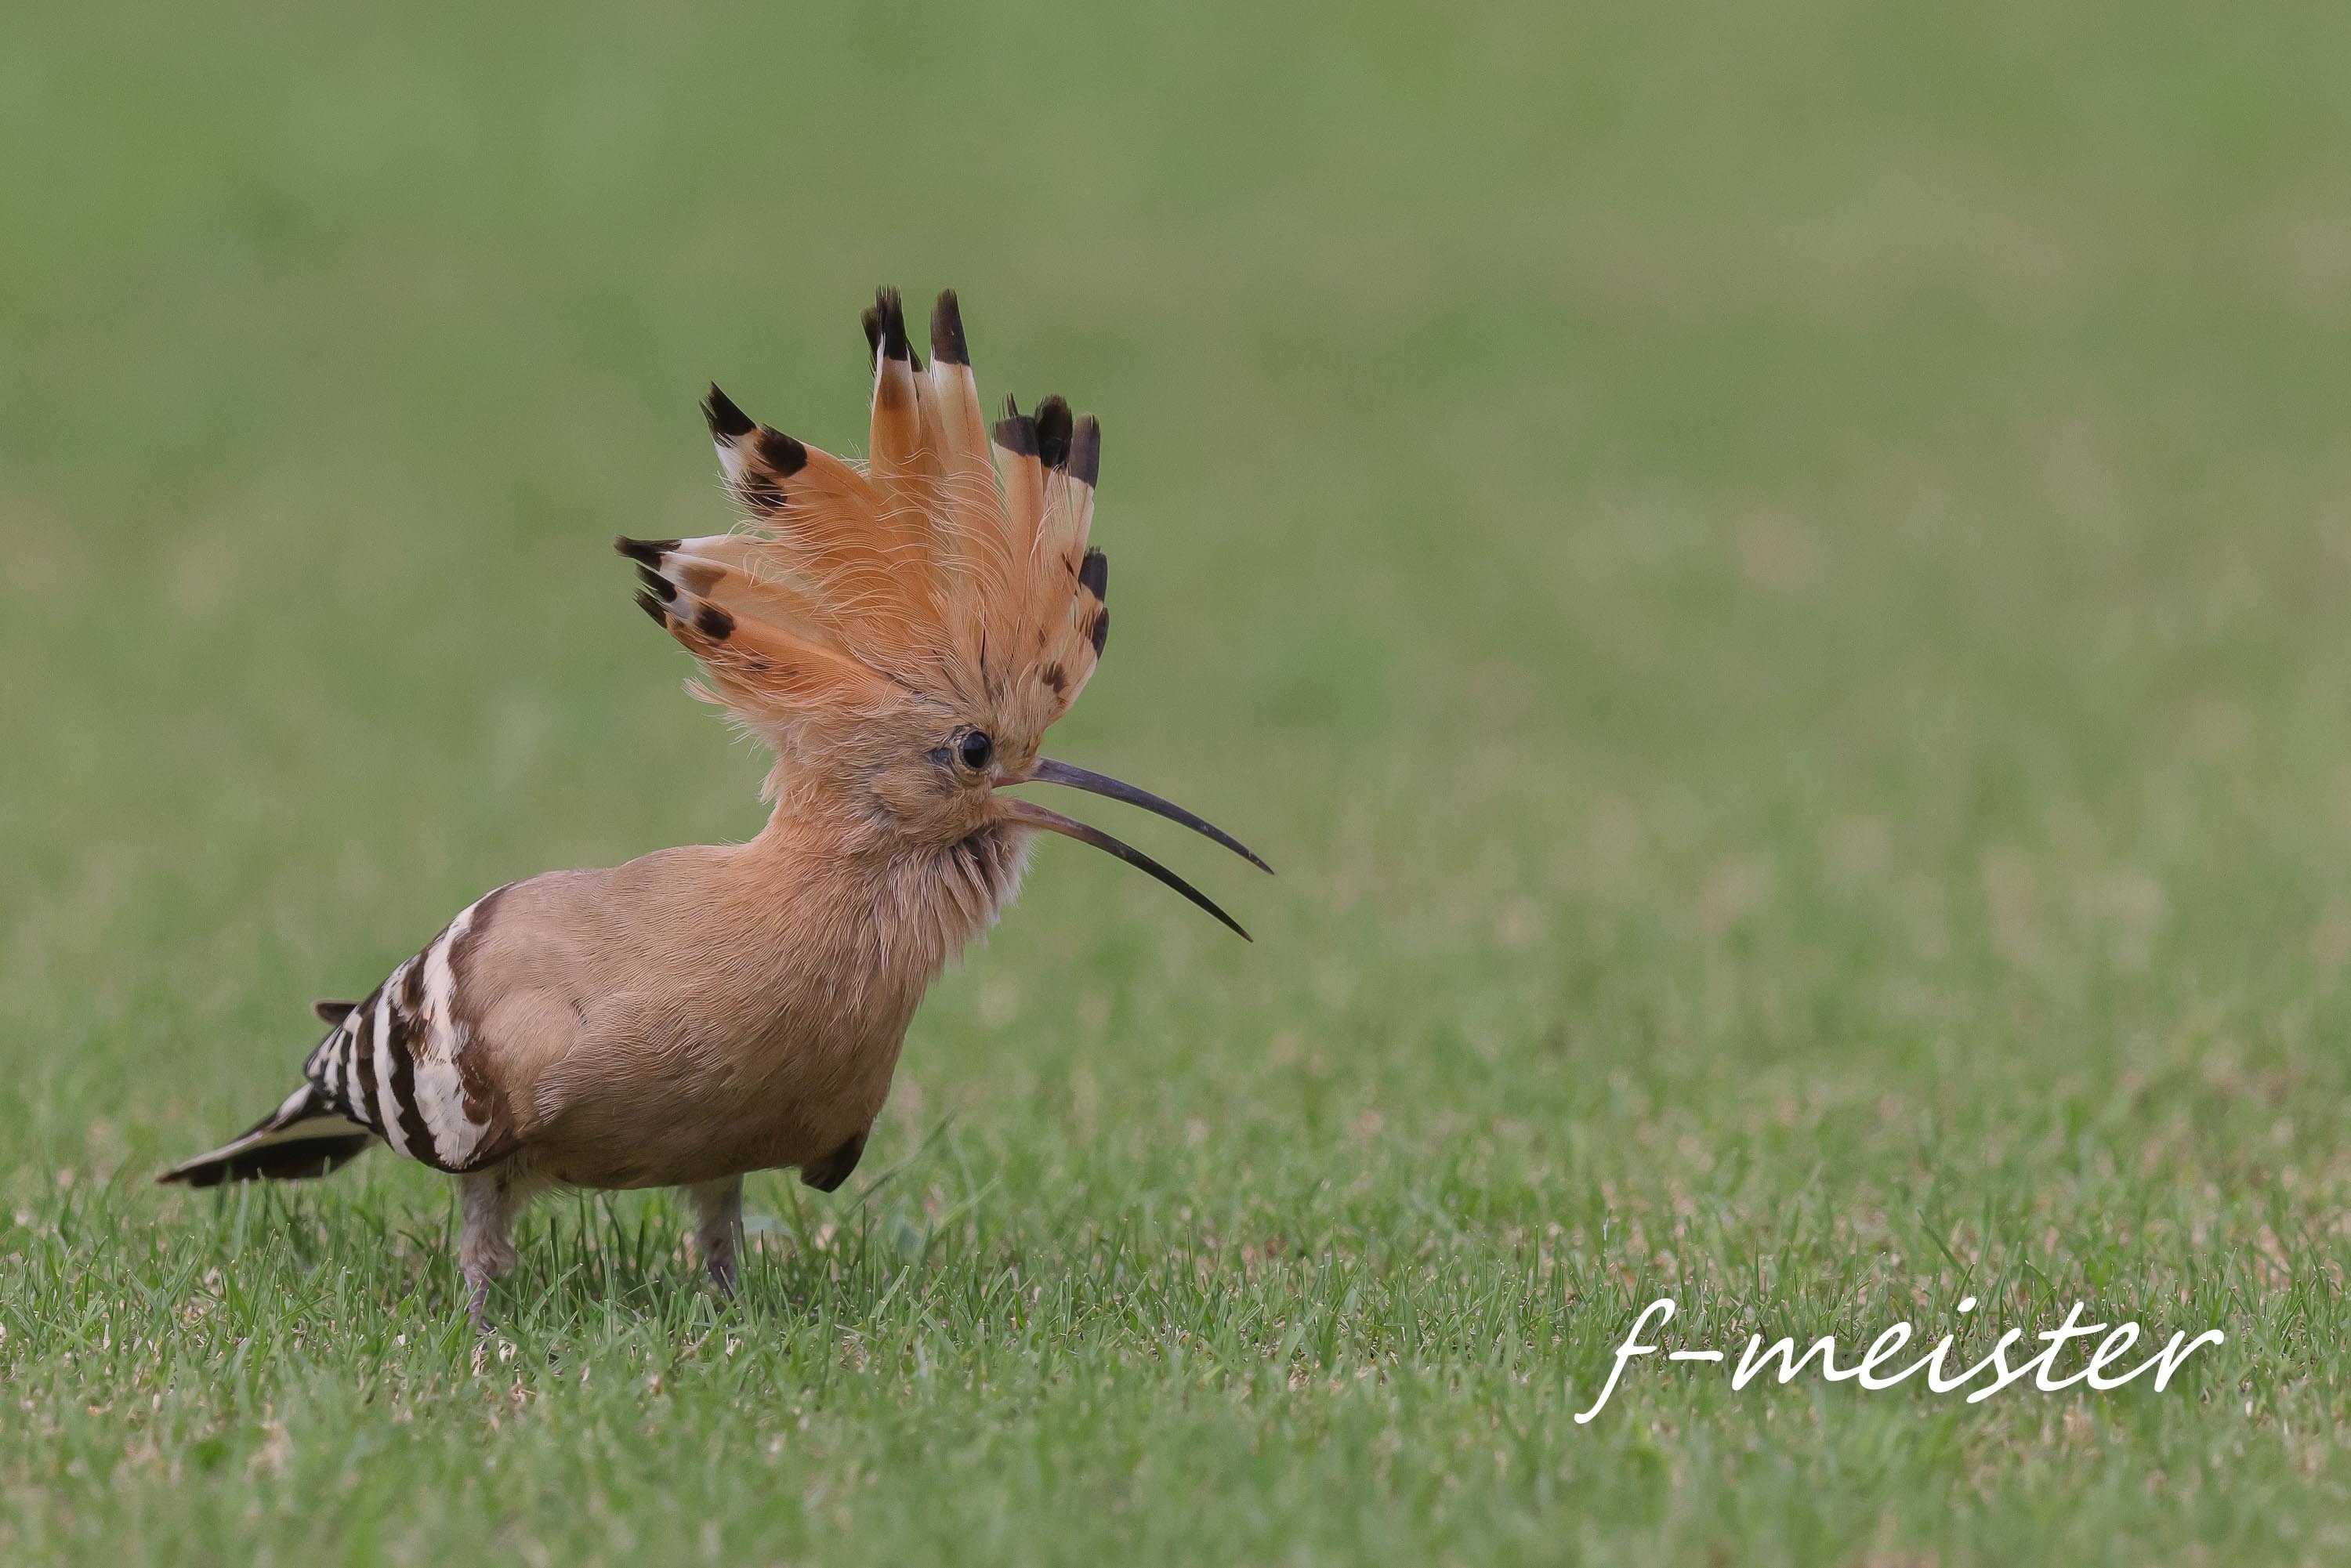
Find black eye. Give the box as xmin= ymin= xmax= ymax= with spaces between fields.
xmin=957 ymin=730 xmax=994 ymax=771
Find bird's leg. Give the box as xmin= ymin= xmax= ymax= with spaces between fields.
xmin=685 ymin=1176 xmax=745 ymax=1298
xmin=457 ymin=1168 xmax=527 ymax=1333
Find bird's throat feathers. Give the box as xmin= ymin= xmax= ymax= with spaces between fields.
xmin=739 ymin=809 xmax=1034 ymax=994
xmin=911 ymin=820 xmax=1034 ymax=962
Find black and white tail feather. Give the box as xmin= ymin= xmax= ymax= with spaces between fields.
xmin=158 ymin=1081 xmax=375 ymax=1188
xmin=159 ymin=887 xmax=513 ymax=1189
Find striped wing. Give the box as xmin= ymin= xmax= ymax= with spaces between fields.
xmin=302 ymin=885 xmax=514 ymax=1173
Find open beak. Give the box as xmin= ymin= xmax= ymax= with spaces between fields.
xmin=996 ymin=755 xmax=1270 ymax=942
xmin=997 ymin=799 xmax=1252 ymax=942
xmin=1017 ymin=757 xmax=1273 ymax=874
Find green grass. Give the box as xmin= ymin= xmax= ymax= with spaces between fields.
xmin=7 ymin=0 xmax=2351 ymax=1560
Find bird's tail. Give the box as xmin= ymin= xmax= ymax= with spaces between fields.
xmin=158 ymin=1081 xmax=376 ymax=1188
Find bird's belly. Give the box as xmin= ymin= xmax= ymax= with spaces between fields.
xmin=526 ymin=1020 xmax=908 ymax=1190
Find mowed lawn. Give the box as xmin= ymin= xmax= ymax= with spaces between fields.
xmin=6 ymin=1 xmax=2351 ymax=1561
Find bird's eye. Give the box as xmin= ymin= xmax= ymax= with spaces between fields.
xmin=957 ymin=730 xmax=994 ymax=772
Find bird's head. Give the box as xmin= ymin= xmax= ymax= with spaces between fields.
xmin=618 ymin=287 xmax=1266 ymax=938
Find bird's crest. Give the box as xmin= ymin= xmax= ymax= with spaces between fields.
xmin=618 ymin=288 xmax=1107 ymax=777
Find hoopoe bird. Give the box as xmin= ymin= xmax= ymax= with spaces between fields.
xmin=162 ymin=287 xmax=1266 ymax=1327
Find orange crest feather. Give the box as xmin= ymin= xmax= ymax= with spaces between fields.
xmin=617 ymin=288 xmax=1110 ymax=764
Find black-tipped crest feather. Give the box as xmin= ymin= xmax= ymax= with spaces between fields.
xmin=993 ymin=409 xmax=1039 ymax=456
xmin=929 ymin=289 xmax=969 ymax=364
xmin=752 ymin=427 xmax=808 ymax=476
xmin=702 ymin=385 xmax=755 ymax=440
xmin=871 ymin=287 xmax=911 ymax=363
xmin=614 ymin=535 xmax=676 ymax=566
xmin=1034 ymin=396 xmax=1073 ymax=470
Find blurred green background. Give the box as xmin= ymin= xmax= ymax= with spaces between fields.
xmin=5 ymin=1 xmax=2351 ymax=1563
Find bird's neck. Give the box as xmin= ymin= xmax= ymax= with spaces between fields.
xmin=737 ymin=798 xmax=1034 ymax=978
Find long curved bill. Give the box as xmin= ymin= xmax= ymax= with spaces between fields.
xmin=998 ymin=798 xmax=1252 ymax=942
xmin=1020 ymin=757 xmax=1273 ymax=874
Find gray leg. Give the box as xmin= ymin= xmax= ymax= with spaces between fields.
xmin=684 ymin=1176 xmax=744 ymax=1298
xmin=458 ymin=1168 xmax=533 ymax=1333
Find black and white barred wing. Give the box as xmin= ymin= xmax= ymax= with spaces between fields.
xmin=303 ymin=885 xmax=514 ymax=1173
xmin=159 ymin=885 xmax=515 ymax=1190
